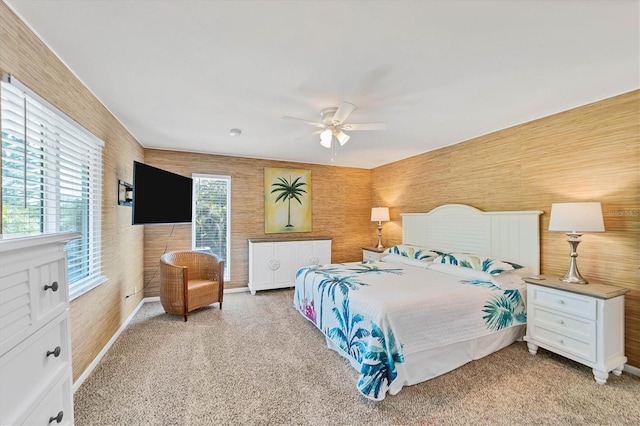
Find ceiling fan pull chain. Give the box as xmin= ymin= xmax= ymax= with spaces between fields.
xmin=331 ymin=138 xmax=337 ymax=162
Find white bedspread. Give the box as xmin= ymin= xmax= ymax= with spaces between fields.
xmin=293 ymin=260 xmax=526 ymax=400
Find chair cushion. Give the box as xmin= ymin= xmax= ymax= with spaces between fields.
xmin=187 ymin=279 xmax=219 ymax=311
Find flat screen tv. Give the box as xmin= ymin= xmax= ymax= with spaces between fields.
xmin=132 ymin=161 xmax=193 ymax=225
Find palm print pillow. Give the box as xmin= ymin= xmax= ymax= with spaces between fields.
xmin=384 ymin=245 xmax=440 ymax=262
xmin=432 ymin=252 xmax=523 ymax=276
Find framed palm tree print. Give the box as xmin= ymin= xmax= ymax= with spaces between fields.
xmin=264 ymin=167 xmax=312 ymax=233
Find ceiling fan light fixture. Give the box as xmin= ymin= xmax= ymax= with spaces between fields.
xmin=320 ymin=128 xmax=333 ymax=148
xmin=336 ymin=130 xmax=350 ymax=146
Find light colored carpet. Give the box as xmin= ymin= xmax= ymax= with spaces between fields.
xmin=74 ymin=289 xmax=640 ymax=425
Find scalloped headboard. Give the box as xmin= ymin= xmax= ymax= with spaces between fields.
xmin=401 ymin=204 xmax=543 ymax=275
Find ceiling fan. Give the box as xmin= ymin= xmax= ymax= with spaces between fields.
xmin=283 ymin=102 xmax=386 ymax=149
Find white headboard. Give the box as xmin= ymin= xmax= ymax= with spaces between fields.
xmin=401 ymin=204 xmax=543 ymax=275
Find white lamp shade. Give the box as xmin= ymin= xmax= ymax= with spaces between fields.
xmin=335 ymin=130 xmax=350 ymax=146
xmin=549 ymin=202 xmax=604 ymax=232
xmin=371 ymin=207 xmax=390 ymax=222
xmin=320 ymin=129 xmax=333 ymax=148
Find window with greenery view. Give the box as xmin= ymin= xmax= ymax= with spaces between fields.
xmin=1 ymin=75 xmax=105 ymax=300
xmin=192 ymin=174 xmax=230 ymax=280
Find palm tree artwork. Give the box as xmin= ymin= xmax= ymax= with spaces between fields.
xmin=270 ymin=175 xmax=307 ymax=228
xmin=264 ymin=168 xmax=312 ymax=233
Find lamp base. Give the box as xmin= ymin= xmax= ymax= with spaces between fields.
xmin=559 ymin=274 xmax=589 ymax=285
xmin=376 ymin=222 xmax=384 ymax=250
xmin=560 ymin=233 xmax=589 ymax=284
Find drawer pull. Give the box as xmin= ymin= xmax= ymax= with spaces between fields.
xmin=44 ymin=281 xmax=59 ymax=292
xmin=46 ymin=346 xmax=61 ymax=358
xmin=558 ymin=338 xmax=564 ymax=345
xmin=558 ymin=319 xmax=565 ymax=325
xmin=49 ymin=411 xmax=63 ymax=424
xmin=558 ymin=299 xmax=565 ymax=305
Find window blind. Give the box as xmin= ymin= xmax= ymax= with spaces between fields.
xmin=192 ymin=174 xmax=230 ymax=280
xmin=1 ymin=75 xmax=106 ymax=300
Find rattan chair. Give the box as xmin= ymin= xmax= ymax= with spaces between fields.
xmin=159 ymin=250 xmax=224 ymax=321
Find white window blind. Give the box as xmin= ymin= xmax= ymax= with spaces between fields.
xmin=1 ymin=75 xmax=106 ymax=300
xmin=192 ymin=174 xmax=230 ymax=280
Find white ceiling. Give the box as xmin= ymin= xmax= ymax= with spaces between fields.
xmin=5 ymin=0 xmax=639 ymax=169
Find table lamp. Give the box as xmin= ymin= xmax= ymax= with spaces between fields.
xmin=548 ymin=202 xmax=604 ymax=284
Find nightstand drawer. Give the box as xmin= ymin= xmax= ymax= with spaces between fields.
xmin=363 ymin=250 xmax=379 ymax=262
xmin=530 ymin=306 xmax=595 ymax=341
xmin=529 ymin=284 xmax=596 ymax=320
xmin=528 ymin=322 xmax=596 ymax=363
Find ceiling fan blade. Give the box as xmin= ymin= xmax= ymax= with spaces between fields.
xmin=331 ymin=102 xmax=356 ymax=125
xmin=341 ymin=122 xmax=387 ymax=131
xmin=282 ymin=116 xmax=327 ymax=129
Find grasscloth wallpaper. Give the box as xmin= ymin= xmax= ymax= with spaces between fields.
xmin=372 ymin=91 xmax=640 ymax=367
xmin=1 ymin=0 xmax=638 ymax=386
xmin=141 ymin=150 xmax=372 ymax=296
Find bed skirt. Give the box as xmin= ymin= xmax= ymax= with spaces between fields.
xmin=326 ymin=324 xmax=526 ymax=397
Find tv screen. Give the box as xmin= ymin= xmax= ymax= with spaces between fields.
xmin=132 ymin=161 xmax=193 ymax=225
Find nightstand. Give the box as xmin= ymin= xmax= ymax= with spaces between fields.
xmin=523 ymin=277 xmax=629 ymax=385
xmin=362 ymin=247 xmax=386 ymax=262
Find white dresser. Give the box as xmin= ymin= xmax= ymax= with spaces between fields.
xmin=523 ymin=277 xmax=628 ymax=385
xmin=0 ymin=232 xmax=79 ymax=425
xmin=248 ymin=238 xmax=331 ymax=295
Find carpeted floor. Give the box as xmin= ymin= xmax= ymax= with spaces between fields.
xmin=74 ymin=289 xmax=640 ymax=425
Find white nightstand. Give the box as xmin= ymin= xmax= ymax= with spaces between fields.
xmin=362 ymin=247 xmax=386 ymax=262
xmin=523 ymin=277 xmax=629 ymax=385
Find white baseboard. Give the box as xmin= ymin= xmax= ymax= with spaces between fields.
xmin=72 ymin=297 xmax=145 ymax=393
xmin=624 ymin=363 xmax=639 ymax=377
xmin=225 ymin=286 xmax=250 ymax=293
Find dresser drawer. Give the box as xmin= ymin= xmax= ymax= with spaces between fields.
xmin=0 ymin=256 xmax=67 ymax=353
xmin=0 ymin=312 xmax=71 ymax=425
xmin=529 ymin=284 xmax=596 ymax=320
xmin=23 ymin=373 xmax=73 ymax=426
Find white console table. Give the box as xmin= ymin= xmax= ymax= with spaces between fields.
xmin=248 ymin=237 xmax=331 ymax=295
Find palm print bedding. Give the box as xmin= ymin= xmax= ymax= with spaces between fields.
xmin=293 ymin=261 xmax=526 ymax=400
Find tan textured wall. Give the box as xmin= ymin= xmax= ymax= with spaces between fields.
xmin=0 ymin=2 xmax=145 ymax=382
xmin=372 ymin=90 xmax=640 ymax=367
xmin=142 ymin=150 xmax=372 ymax=295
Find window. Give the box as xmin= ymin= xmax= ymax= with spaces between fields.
xmin=192 ymin=174 xmax=230 ymax=281
xmin=1 ymin=75 xmax=105 ymax=300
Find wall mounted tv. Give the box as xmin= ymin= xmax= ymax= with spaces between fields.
xmin=132 ymin=161 xmax=193 ymax=225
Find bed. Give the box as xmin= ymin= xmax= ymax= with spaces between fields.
xmin=293 ymin=204 xmax=543 ymax=400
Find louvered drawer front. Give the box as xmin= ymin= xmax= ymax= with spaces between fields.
xmin=530 ymin=285 xmax=596 ymax=320
xmin=0 ymin=257 xmax=66 ymax=354
xmin=0 ymin=269 xmax=32 ymax=355
xmin=0 ymin=313 xmax=70 ymax=426
xmin=529 ymin=321 xmax=596 ymax=363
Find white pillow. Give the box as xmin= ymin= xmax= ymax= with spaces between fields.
xmin=428 ymin=263 xmax=524 ymax=289
xmin=381 ymin=253 xmax=432 ymax=269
